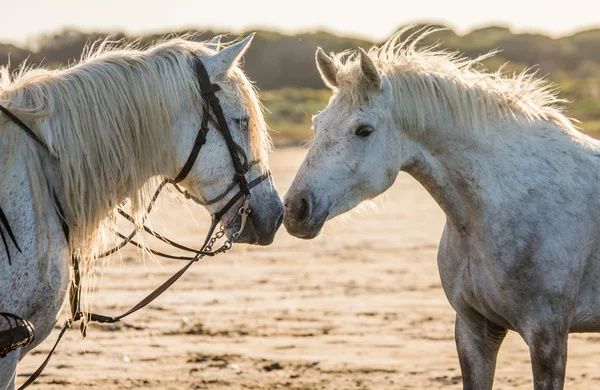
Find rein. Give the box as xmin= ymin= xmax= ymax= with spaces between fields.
xmin=0 ymin=56 xmax=271 ymax=389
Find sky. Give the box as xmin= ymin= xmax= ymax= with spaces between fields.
xmin=1 ymin=0 xmax=599 ymax=45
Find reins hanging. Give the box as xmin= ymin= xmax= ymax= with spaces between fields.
xmin=0 ymin=55 xmax=272 ymax=389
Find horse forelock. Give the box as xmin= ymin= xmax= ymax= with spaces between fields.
xmin=329 ymin=26 xmax=575 ymax=134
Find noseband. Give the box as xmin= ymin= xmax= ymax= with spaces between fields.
xmin=0 ymin=56 xmax=271 ymax=389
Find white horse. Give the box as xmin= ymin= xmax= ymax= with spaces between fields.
xmin=0 ymin=34 xmax=283 ymax=389
xmin=284 ymin=28 xmax=600 ymax=389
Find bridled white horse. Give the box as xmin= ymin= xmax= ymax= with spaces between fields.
xmin=0 ymin=34 xmax=283 ymax=389
xmin=284 ymin=28 xmax=600 ymax=389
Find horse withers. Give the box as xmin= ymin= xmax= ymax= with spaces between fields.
xmin=0 ymin=34 xmax=283 ymax=388
xmin=284 ymin=28 xmax=600 ymax=389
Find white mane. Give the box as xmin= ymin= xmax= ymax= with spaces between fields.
xmin=0 ymin=37 xmax=269 ymax=269
xmin=331 ymin=27 xmax=575 ymax=133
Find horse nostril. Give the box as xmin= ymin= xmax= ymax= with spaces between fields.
xmin=298 ymin=197 xmax=311 ymax=222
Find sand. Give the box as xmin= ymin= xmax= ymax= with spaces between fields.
xmin=17 ymin=147 xmax=600 ymax=389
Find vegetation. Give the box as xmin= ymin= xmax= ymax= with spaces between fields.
xmin=2 ymin=25 xmax=600 ymax=140
xmin=262 ymin=89 xmax=330 ymax=143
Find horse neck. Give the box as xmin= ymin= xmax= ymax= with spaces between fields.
xmin=42 ymin=115 xmax=170 ymax=197
xmin=400 ymin=119 xmax=574 ymax=234
xmin=39 ymin=97 xmax=177 ymax=250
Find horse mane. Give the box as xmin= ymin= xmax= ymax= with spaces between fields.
xmin=330 ymin=26 xmax=575 ymax=133
xmin=0 ymin=36 xmax=270 ymax=272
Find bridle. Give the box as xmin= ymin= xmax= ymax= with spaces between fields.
xmin=172 ymin=58 xmax=269 ymax=232
xmin=0 ymin=56 xmax=271 ymax=388
xmin=95 ymin=56 xmax=271 ymax=260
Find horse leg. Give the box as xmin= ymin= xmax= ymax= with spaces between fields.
xmin=0 ymin=349 xmax=19 ymax=390
xmin=522 ymin=325 xmax=568 ymax=390
xmin=455 ymin=312 xmax=507 ymax=390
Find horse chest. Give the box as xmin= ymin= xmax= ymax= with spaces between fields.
xmin=437 ymin=224 xmax=519 ymax=330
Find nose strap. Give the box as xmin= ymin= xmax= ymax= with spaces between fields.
xmin=213 ymin=170 xmax=271 ymax=223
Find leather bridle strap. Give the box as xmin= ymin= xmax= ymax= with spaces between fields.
xmin=17 ymin=250 xmax=201 ymax=390
xmin=0 ymin=105 xmax=47 ymax=150
xmin=0 ymin=206 xmax=20 ymax=266
xmin=170 ymin=106 xmax=208 ymax=184
xmin=213 ymin=170 xmax=270 ymax=223
xmin=192 ymin=59 xmax=251 ymax=197
xmin=0 ymin=104 xmax=46 ymax=265
xmin=172 ymin=160 xmax=261 ymax=206
xmin=16 ymin=321 xmax=68 ymax=390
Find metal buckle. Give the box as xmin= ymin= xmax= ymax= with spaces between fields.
xmin=231 ymin=195 xmax=252 ymax=240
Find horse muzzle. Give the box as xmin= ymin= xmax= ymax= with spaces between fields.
xmin=283 ymin=189 xmax=328 ymax=239
xmin=229 ymin=198 xmax=283 ymax=245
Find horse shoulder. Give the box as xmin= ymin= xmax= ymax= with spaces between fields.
xmin=0 ymin=144 xmax=69 ymax=357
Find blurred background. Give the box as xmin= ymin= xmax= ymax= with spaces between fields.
xmin=3 ymin=0 xmax=600 ymax=143
xmin=4 ymin=2 xmax=600 ymax=389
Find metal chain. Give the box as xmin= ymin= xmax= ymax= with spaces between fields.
xmin=202 ymin=194 xmax=251 ymax=255
xmin=204 ymin=224 xmax=231 ymax=254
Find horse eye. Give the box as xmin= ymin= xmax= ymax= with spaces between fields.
xmin=355 ymin=126 xmax=374 ymax=138
xmin=236 ymin=117 xmax=250 ymax=130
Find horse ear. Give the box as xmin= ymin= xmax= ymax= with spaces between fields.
xmin=315 ymin=47 xmax=338 ymax=89
xmin=209 ymin=33 xmax=254 ymax=75
xmin=359 ymin=47 xmax=381 ymax=90
xmin=208 ymin=35 xmax=222 ymax=51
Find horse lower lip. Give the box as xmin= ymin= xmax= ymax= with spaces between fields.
xmin=298 ymin=231 xmax=319 ymax=239
xmin=230 ymin=215 xmax=259 ymax=244
xmin=285 ymin=214 xmax=326 ymax=239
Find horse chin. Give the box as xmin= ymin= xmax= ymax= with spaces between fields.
xmin=284 ymin=212 xmax=327 ymax=240
xmin=227 ymin=216 xmax=258 ymax=244
xmin=296 ymin=226 xmax=324 ymax=240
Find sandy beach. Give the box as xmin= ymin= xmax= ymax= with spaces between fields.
xmin=17 ymin=146 xmax=600 ymax=389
